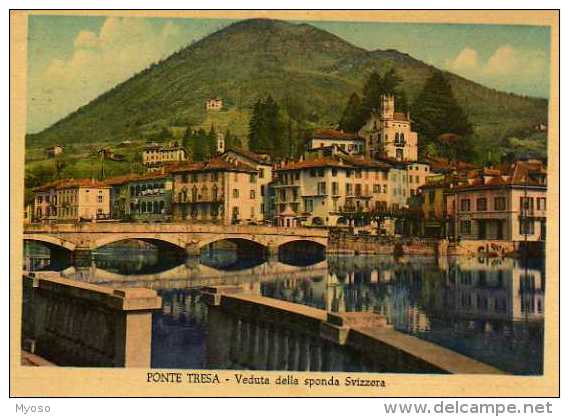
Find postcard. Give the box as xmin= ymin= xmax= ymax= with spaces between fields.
xmin=9 ymin=10 xmax=559 ymax=397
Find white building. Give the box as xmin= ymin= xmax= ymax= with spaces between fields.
xmin=206 ymin=98 xmax=223 ymax=111
xmin=273 ymin=155 xmax=394 ymax=227
xmin=142 ymin=142 xmax=188 ymax=171
xmin=305 ymin=129 xmax=365 ymax=155
xmin=359 ymin=95 xmax=419 ymax=162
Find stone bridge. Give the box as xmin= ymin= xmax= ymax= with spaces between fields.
xmin=23 ymin=223 xmax=329 ymax=258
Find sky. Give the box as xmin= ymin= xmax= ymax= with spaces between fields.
xmin=26 ymin=15 xmax=551 ymax=133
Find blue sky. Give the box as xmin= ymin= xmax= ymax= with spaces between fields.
xmin=27 ymin=15 xmax=551 ymax=133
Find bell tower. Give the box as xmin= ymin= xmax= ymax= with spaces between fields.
xmin=379 ymin=95 xmax=395 ymax=119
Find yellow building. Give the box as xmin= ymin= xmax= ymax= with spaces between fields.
xmin=418 ymin=175 xmax=461 ymax=237
xmin=171 ymin=157 xmax=260 ymax=225
xmin=33 ymin=179 xmax=111 ymax=223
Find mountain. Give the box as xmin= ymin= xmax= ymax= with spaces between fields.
xmin=26 ymin=18 xmax=548 ymax=158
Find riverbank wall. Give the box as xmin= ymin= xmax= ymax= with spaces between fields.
xmin=327 ymin=236 xmax=542 ymax=258
xmin=22 ymin=272 xmax=162 ymax=367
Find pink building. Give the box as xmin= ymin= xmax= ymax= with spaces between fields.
xmin=451 ymin=161 xmax=547 ymax=242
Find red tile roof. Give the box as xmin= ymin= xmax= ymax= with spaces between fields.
xmin=171 ymin=157 xmax=257 ymax=174
xmin=224 ymin=148 xmax=272 ymax=165
xmin=312 ymin=129 xmax=364 ymax=141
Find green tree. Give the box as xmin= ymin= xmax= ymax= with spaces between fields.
xmin=360 ymin=70 xmax=383 ymax=117
xmin=247 ymin=95 xmax=285 ymax=156
xmin=411 ymin=70 xmax=473 ymax=159
xmin=339 ymin=92 xmax=363 ymax=133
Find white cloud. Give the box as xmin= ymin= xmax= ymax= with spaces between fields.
xmin=447 ymin=47 xmax=479 ymax=73
xmin=445 ymin=45 xmax=548 ymax=96
xmin=28 ymin=17 xmax=186 ymax=133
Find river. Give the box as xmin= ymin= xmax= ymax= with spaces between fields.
xmin=23 ymin=240 xmax=545 ymax=375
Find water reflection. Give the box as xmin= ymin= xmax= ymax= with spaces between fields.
xmin=24 ymin=242 xmax=545 ymax=374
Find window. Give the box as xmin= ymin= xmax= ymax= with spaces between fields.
xmin=305 ymin=199 xmax=314 ymax=212
xmin=495 ymin=197 xmax=506 ymax=211
xmin=520 ymin=197 xmax=534 ymax=213
xmin=460 ymin=221 xmax=472 ymax=234
xmin=537 ymin=197 xmax=546 ymax=210
xmin=310 ymin=169 xmax=316 ymax=177
xmin=250 ymin=174 xmax=256 ymax=183
xmin=325 ymin=180 xmax=336 ymax=196
xmin=331 ymin=168 xmax=337 ymax=177
xmin=355 ymin=184 xmax=362 ymax=196
xmin=318 ymin=182 xmax=326 ymax=195
xmin=396 ymin=149 xmax=403 ymax=160
xmin=373 ymin=184 xmax=381 ymax=193
xmin=317 ymin=168 xmax=325 ymax=177
xmin=519 ymin=219 xmax=535 ymax=235
xmin=250 ymin=207 xmax=255 ymax=218
xmin=191 ymin=174 xmax=198 ymax=183
xmin=346 ymin=183 xmax=353 ymax=195
xmin=260 ymin=185 xmax=265 ymax=197
xmin=429 ymin=191 xmax=435 ymax=204
xmin=460 ymin=199 xmax=471 ymax=212
xmin=476 ymin=198 xmax=487 ymax=211
xmin=250 ymin=190 xmax=256 ymax=199
xmin=258 ymin=169 xmax=264 ymax=179
xmin=232 ymin=189 xmax=239 ymax=199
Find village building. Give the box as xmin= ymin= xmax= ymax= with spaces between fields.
xmin=221 ymin=148 xmax=273 ymax=222
xmin=273 ymin=155 xmax=394 ymax=228
xmin=407 ymin=161 xmax=435 ymax=197
xmin=142 ymin=141 xmax=188 ymax=171
xmin=418 ymin=174 xmax=464 ymax=238
xmin=205 ymin=97 xmax=223 ymax=111
xmin=33 ymin=179 xmax=111 ymax=223
xmin=359 ymin=95 xmax=418 ymax=162
xmin=45 ymin=144 xmax=64 ymax=159
xmin=305 ymin=129 xmax=365 ymax=155
xmin=107 ymin=172 xmax=174 ymax=222
xmin=452 ymin=160 xmax=547 ymax=242
xmin=171 ymin=158 xmax=260 ymax=225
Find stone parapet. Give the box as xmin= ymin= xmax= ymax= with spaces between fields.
xmin=204 ymin=287 xmax=504 ymax=374
xmin=22 ymin=273 xmax=161 ymax=367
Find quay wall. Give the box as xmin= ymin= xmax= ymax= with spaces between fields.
xmin=22 ymin=273 xmax=162 ymax=367
xmin=327 ymin=236 xmax=437 ymax=257
xmin=203 ymin=287 xmax=503 ymax=374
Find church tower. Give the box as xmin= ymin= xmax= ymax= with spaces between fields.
xmin=216 ymin=132 xmax=225 ymax=154
xmin=380 ymin=95 xmax=395 ymax=120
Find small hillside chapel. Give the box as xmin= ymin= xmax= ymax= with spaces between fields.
xmin=359 ymin=95 xmax=418 ymax=162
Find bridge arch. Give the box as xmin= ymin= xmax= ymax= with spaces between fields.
xmin=24 ymin=235 xmax=77 ymax=252
xmin=92 ymin=235 xmax=186 ymax=251
xmin=197 ymin=235 xmax=270 ymax=250
xmin=277 ymin=238 xmax=327 ymax=266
